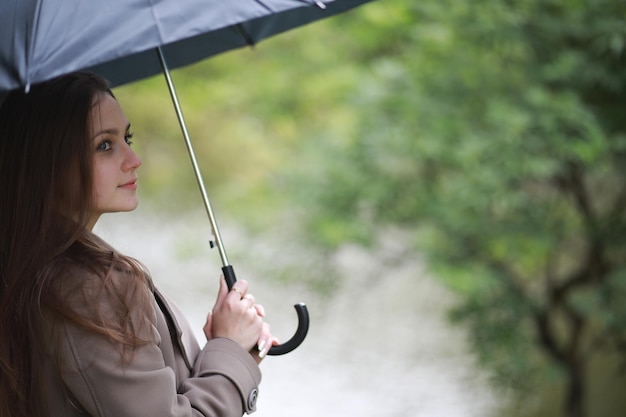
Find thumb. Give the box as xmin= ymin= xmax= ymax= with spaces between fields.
xmin=203 ymin=312 xmax=213 ymax=341
xmin=213 ymin=275 xmax=229 ymax=309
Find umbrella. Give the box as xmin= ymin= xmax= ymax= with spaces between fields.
xmin=0 ymin=0 xmax=373 ymax=355
xmin=0 ymin=0 xmax=372 ymax=91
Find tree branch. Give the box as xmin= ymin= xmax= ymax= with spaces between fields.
xmin=565 ymin=160 xmax=596 ymax=231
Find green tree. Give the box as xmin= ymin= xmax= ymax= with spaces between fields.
xmin=287 ymin=1 xmax=626 ymax=416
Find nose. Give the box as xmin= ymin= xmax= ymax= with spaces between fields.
xmin=122 ymin=146 xmax=142 ymax=171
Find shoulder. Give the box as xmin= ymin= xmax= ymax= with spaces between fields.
xmin=46 ymin=238 xmax=157 ymax=338
xmin=56 ymin=257 xmax=149 ymax=310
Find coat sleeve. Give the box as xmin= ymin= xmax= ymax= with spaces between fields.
xmin=56 ymin=282 xmax=261 ymax=417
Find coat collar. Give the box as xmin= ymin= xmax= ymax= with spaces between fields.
xmin=152 ymin=288 xmax=200 ymax=370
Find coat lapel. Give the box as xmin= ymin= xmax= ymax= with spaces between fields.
xmin=152 ymin=288 xmax=200 ymax=370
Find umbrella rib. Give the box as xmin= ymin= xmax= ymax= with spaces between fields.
xmin=24 ymin=0 xmax=46 ymax=91
xmin=235 ymin=24 xmax=256 ymax=47
xmin=252 ymin=0 xmax=274 ymax=13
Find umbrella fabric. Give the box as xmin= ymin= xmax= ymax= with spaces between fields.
xmin=0 ymin=0 xmax=372 ymax=93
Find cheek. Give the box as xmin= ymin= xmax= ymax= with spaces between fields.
xmin=91 ymin=165 xmax=109 ymax=201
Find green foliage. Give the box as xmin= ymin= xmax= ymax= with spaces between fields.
xmin=280 ymin=0 xmax=626 ymax=415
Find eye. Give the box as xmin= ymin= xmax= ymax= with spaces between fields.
xmin=96 ymin=140 xmax=111 ymax=152
xmin=125 ymin=132 xmax=134 ymax=146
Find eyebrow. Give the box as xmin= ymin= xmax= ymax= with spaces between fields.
xmin=92 ymin=123 xmax=131 ymax=139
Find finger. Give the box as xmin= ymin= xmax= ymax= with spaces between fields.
xmin=214 ymin=276 xmax=229 ymax=309
xmin=257 ymin=322 xmax=272 ymax=359
xmin=243 ymin=293 xmax=256 ymax=309
xmin=229 ymin=280 xmax=249 ymax=300
xmin=253 ymin=303 xmax=265 ymax=317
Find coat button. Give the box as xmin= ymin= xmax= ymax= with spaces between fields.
xmin=247 ymin=388 xmax=259 ymax=410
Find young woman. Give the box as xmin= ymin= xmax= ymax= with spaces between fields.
xmin=0 ymin=72 xmax=275 ymax=417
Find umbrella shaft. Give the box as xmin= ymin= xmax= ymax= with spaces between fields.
xmin=156 ymin=47 xmax=229 ymax=267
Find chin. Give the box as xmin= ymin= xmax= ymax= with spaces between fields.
xmin=117 ymin=200 xmax=140 ymax=212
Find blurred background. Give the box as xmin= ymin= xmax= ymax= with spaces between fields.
xmin=96 ymin=1 xmax=626 ymax=416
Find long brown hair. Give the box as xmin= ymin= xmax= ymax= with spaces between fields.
xmin=0 ymin=73 xmax=150 ymax=417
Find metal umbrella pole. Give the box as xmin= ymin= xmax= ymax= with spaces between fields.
xmin=156 ymin=47 xmax=309 ymax=356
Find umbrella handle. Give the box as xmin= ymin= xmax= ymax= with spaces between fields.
xmin=222 ymin=265 xmax=309 ymax=356
xmin=157 ymin=49 xmax=309 ymax=356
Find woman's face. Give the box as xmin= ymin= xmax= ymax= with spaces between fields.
xmin=87 ymin=93 xmax=141 ymax=229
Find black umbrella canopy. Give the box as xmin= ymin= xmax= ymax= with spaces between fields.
xmin=0 ymin=0 xmax=372 ymax=92
xmin=1 ymin=0 xmax=374 ymax=355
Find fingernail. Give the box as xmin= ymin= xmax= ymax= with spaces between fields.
xmin=259 ymin=347 xmax=268 ymax=359
xmin=257 ymin=340 xmax=266 ymax=352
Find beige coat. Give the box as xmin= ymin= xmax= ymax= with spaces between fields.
xmin=42 ymin=266 xmax=261 ymax=417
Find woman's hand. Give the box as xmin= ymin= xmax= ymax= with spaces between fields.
xmin=250 ymin=322 xmax=279 ymax=363
xmin=203 ymin=276 xmax=275 ymax=362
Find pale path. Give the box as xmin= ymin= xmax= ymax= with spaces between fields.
xmin=96 ymin=209 xmax=500 ymax=417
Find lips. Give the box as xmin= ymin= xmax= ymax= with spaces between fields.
xmin=119 ymin=179 xmax=137 ymax=189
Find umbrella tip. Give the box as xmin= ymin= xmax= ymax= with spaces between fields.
xmin=314 ymin=0 xmax=327 ymax=9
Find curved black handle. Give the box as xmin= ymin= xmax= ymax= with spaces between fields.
xmin=268 ymin=303 xmax=309 ymax=355
xmin=222 ymin=265 xmax=309 ymax=356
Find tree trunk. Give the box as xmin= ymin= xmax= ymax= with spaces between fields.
xmin=563 ymin=358 xmax=586 ymax=417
